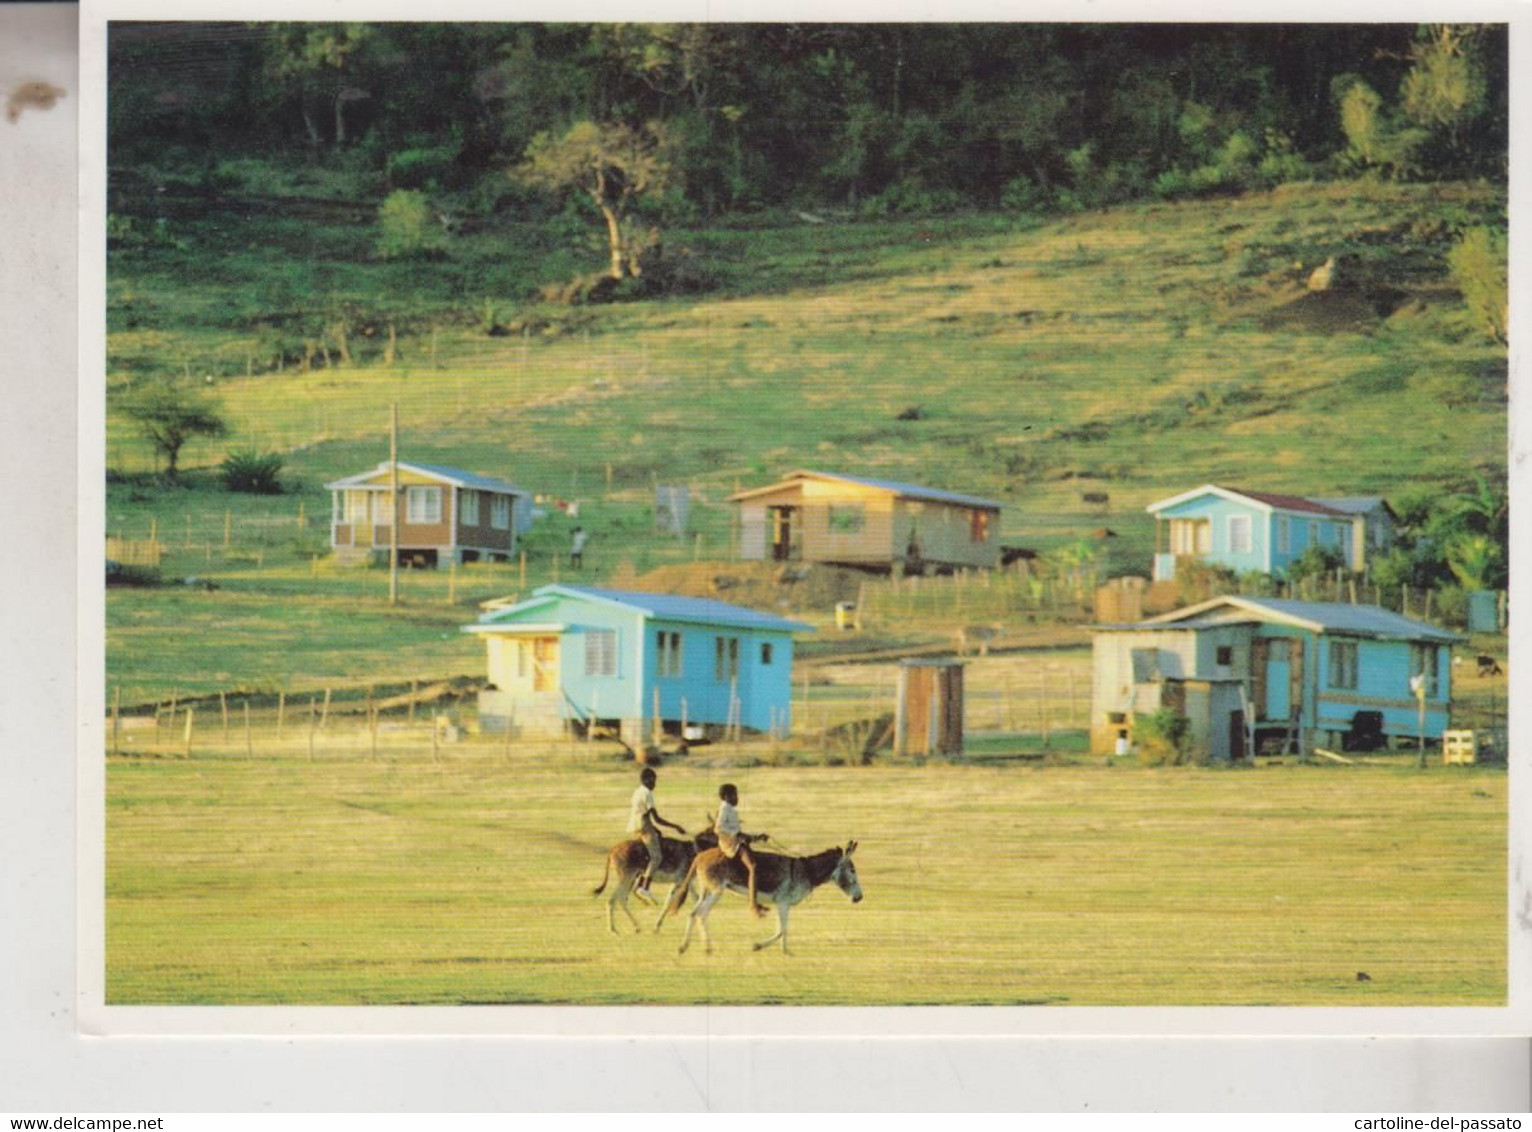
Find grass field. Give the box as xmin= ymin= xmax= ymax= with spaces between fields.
xmin=104 ymin=752 xmax=1506 ymax=1006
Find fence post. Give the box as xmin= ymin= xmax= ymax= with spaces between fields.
xmin=244 ymin=701 xmax=253 ymax=759
xmin=111 ymin=686 xmax=121 ymax=757
xmin=220 ymin=690 xmax=229 ymax=738
xmin=277 ymin=691 xmax=286 ymax=740
xmin=308 ymin=696 xmax=317 ymax=762
xmin=1040 ymin=666 xmax=1051 ymax=748
xmin=183 ymin=708 xmax=194 ymax=758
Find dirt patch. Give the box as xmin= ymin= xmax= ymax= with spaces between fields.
xmin=634 ymin=560 xmax=867 ymax=613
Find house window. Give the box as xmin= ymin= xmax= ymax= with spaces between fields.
xmin=1409 ymin=644 xmax=1439 ymax=699
xmin=1228 ymin=515 xmax=1252 ymax=555
xmin=585 ymin=629 xmax=617 ymax=677
xmin=343 ymin=491 xmax=370 ymax=523
xmin=1275 ymin=516 xmax=1290 ymax=555
xmin=1215 ymin=645 xmax=1234 ymax=667
xmin=714 ymin=636 xmax=740 ymax=682
xmin=406 ymin=486 xmax=442 ymax=524
xmin=828 ymin=505 xmax=865 ymax=534
xmin=657 ymin=631 xmax=683 ymax=678
xmin=761 ymin=642 xmax=774 ymax=666
xmin=1328 ymin=639 xmax=1359 ymax=690
xmin=970 ymin=510 xmax=993 ymax=544
xmin=461 ymin=490 xmax=480 ymax=526
xmin=490 ymin=494 xmax=511 ymax=530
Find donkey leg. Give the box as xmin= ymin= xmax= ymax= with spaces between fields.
xmin=680 ymin=891 xmax=718 ymax=956
xmin=752 ymin=904 xmax=790 ymax=953
xmin=653 ymin=883 xmax=683 ymax=933
xmin=614 ymin=878 xmax=643 ymax=934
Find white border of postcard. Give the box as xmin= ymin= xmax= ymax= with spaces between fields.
xmin=73 ymin=0 xmax=1530 ymax=1050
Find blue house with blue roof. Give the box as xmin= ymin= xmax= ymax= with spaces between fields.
xmin=1091 ymin=595 xmax=1462 ymax=761
xmin=728 ymin=469 xmax=1003 ymax=573
xmin=464 ymin=585 xmax=813 ymax=741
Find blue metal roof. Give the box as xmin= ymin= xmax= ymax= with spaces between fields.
xmin=477 ymin=585 xmax=813 ymax=633
xmin=1240 ymin=598 xmax=1462 ymax=642
xmin=1141 ymin=596 xmax=1462 ymax=643
xmin=404 ymin=463 xmax=529 ymax=496
xmin=798 ymin=470 xmax=1002 ymax=510
xmin=325 ymin=461 xmax=528 ymax=495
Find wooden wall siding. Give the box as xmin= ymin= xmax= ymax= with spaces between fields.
xmin=799 ymin=498 xmax=896 ymax=564
xmin=892 ymin=500 xmax=999 ymax=568
xmin=455 ymin=491 xmax=515 ymax=551
xmin=895 ymin=663 xmax=964 ymax=756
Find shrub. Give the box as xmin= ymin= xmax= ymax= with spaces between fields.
xmin=376 ymin=190 xmax=441 ymax=260
xmin=1447 ymin=227 xmax=1507 ymax=345
xmin=221 ymin=450 xmax=285 ymax=495
xmin=1134 ymin=708 xmax=1190 ymax=766
xmin=1285 ymin=544 xmax=1347 ymax=586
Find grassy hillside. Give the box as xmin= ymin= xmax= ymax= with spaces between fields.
xmin=104 ymin=180 xmax=1508 ymax=703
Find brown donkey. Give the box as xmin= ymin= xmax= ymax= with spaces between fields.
xmin=592 ymin=829 xmax=717 ymax=934
xmin=661 ymin=841 xmax=862 ymax=955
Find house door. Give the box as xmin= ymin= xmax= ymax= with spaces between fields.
xmin=1264 ymin=639 xmax=1292 ymax=720
xmin=770 ymin=506 xmax=800 ymax=562
xmin=1228 ymin=709 xmax=1246 ymax=761
xmin=531 ymin=637 xmax=559 ymax=693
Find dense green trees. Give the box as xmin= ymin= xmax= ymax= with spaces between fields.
xmin=108 ymin=22 xmax=1507 ymax=222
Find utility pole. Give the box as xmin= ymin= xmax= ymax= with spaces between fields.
xmin=389 ymin=403 xmax=400 ymax=606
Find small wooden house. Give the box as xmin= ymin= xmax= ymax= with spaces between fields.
xmin=326 ymin=461 xmax=530 ymax=567
xmin=464 ymin=585 xmax=812 ymax=741
xmin=728 ymin=470 xmax=1002 ymax=573
xmin=1091 ymin=596 xmax=1462 ymax=761
xmin=1146 ymin=485 xmax=1395 ymax=582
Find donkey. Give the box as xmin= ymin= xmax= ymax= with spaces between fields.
xmin=592 ymin=828 xmax=717 ymax=935
xmin=661 ymin=841 xmax=862 ymax=955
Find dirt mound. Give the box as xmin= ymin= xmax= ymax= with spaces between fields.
xmin=634 ymin=561 xmax=866 ymax=615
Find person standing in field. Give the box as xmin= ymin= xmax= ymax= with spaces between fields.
xmin=570 ymin=526 xmax=588 ymax=569
xmin=715 ymin=782 xmax=767 ymax=918
xmin=629 ymin=767 xmax=685 ymax=893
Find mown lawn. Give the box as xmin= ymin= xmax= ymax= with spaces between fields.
xmin=104 ymin=754 xmax=1507 ymax=1006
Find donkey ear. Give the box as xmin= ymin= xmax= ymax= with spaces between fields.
xmin=845 ymin=840 xmax=857 ymax=857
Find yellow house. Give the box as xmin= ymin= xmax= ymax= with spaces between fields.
xmin=325 ymin=461 xmax=529 ymax=567
xmin=728 ymin=470 xmax=1002 ymax=573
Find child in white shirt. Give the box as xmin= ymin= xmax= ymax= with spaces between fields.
xmin=629 ymin=767 xmax=684 ymax=891
xmin=714 ymin=782 xmax=767 ymax=917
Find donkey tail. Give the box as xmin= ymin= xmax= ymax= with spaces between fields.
xmin=591 ymin=850 xmax=614 ymax=896
xmin=658 ymin=854 xmax=700 ymax=926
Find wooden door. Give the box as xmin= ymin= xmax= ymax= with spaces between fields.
xmin=532 ymin=637 xmax=559 ymax=693
xmin=771 ymin=506 xmax=798 ymax=561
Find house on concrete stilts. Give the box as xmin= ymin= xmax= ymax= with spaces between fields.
xmin=1091 ymin=596 xmax=1463 ymax=761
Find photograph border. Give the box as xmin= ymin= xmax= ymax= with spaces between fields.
xmin=28 ymin=0 xmax=1530 ymax=1102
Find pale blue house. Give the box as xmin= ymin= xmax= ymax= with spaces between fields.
xmin=1146 ymin=485 xmax=1394 ymax=581
xmin=1091 ymin=596 xmax=1462 ymax=760
xmin=464 ymin=585 xmax=812 ymax=741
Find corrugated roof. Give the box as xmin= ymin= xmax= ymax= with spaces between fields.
xmin=1143 ymin=596 xmax=1462 ymax=643
xmin=478 ymin=585 xmax=813 ymax=634
xmin=400 ymin=462 xmax=529 ymax=495
xmin=732 ymin=469 xmax=1001 ymax=510
xmin=1312 ymin=496 xmax=1389 ymax=515
xmin=325 ymin=461 xmax=528 ymax=495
